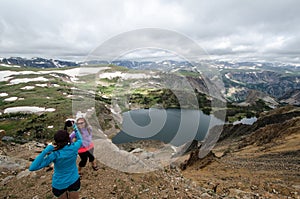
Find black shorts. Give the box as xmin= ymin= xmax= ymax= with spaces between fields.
xmin=52 ymin=177 xmax=80 ymax=197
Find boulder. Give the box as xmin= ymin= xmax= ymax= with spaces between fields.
xmin=1 ymin=136 xmax=14 ymax=142
xmin=0 ymin=155 xmax=30 ymax=171
xmin=0 ymin=130 xmax=5 ymax=140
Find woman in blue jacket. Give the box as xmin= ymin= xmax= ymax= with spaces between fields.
xmin=29 ymin=124 xmax=82 ymax=199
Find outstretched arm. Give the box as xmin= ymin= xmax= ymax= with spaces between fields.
xmin=29 ymin=144 xmax=55 ymax=171
xmin=73 ymin=124 xmax=82 ymax=148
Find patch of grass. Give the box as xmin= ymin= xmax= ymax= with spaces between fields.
xmin=105 ymin=65 xmax=129 ymax=72
xmin=178 ymin=70 xmax=200 ymax=77
xmin=0 ymin=118 xmax=27 ymax=132
xmin=0 ymin=91 xmax=73 ymax=139
xmin=0 ymin=66 xmax=24 ymax=71
xmin=99 ymin=77 xmax=120 ymax=83
xmin=97 ymin=85 xmax=116 ymax=95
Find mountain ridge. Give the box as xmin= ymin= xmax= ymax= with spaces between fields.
xmin=1 ymin=56 xmax=299 ymax=106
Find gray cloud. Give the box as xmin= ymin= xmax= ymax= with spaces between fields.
xmin=0 ymin=0 xmax=299 ymax=63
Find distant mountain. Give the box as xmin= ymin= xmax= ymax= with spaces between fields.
xmin=235 ymin=90 xmax=279 ymax=108
xmin=1 ymin=56 xmax=298 ymax=72
xmin=0 ymin=57 xmax=79 ymax=68
xmin=1 ymin=56 xmax=299 ymax=105
xmin=109 ymin=59 xmax=299 ymax=72
xmin=279 ymin=89 xmax=300 ymax=105
xmin=110 ymin=60 xmax=194 ymax=71
xmin=82 ymin=60 xmax=109 ymax=65
xmin=222 ymin=70 xmax=300 ymax=105
xmin=110 ymin=59 xmax=299 ymax=106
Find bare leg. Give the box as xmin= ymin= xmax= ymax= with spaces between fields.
xmin=91 ymin=160 xmax=98 ymax=170
xmin=68 ymin=191 xmax=79 ymax=199
xmin=57 ymin=192 xmax=68 ymax=199
xmin=92 ymin=160 xmax=97 ymax=167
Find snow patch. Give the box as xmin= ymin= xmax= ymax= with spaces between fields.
xmin=0 ymin=93 xmax=8 ymax=97
xmin=36 ymin=83 xmax=48 ymax=87
xmin=233 ymin=117 xmax=257 ymax=125
xmin=9 ymin=77 xmax=49 ymax=85
xmin=0 ymin=67 xmax=109 ymax=84
xmin=99 ymin=72 xmax=151 ymax=80
xmin=4 ymin=106 xmax=56 ymax=114
xmin=21 ymin=86 xmax=35 ymax=90
xmin=0 ymin=64 xmax=21 ymax=68
xmin=4 ymin=97 xmax=18 ymax=102
xmin=45 ymin=108 xmax=56 ymax=112
xmin=50 ymin=74 xmax=60 ymax=78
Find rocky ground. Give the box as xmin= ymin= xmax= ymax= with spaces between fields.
xmin=1 ymin=134 xmax=299 ymax=199
xmin=181 ymin=141 xmax=300 ymax=199
xmin=0 ymin=141 xmax=219 ymax=199
xmin=181 ymin=109 xmax=300 ymax=199
xmin=0 ymin=106 xmax=299 ymax=199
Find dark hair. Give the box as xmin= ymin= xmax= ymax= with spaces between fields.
xmin=54 ymin=130 xmax=69 ymax=150
xmin=64 ymin=119 xmax=74 ymax=130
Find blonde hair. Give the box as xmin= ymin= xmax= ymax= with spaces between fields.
xmin=76 ymin=117 xmax=91 ymax=134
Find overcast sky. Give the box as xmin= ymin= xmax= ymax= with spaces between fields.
xmin=0 ymin=0 xmax=299 ymax=63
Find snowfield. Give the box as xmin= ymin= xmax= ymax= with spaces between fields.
xmin=4 ymin=106 xmax=56 ymax=114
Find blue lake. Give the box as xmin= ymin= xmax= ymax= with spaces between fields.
xmin=112 ymin=108 xmax=224 ymax=147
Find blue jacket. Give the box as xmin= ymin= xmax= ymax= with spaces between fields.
xmin=29 ymin=125 xmax=82 ymax=190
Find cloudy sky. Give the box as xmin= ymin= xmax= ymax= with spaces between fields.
xmin=0 ymin=0 xmax=299 ymax=63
